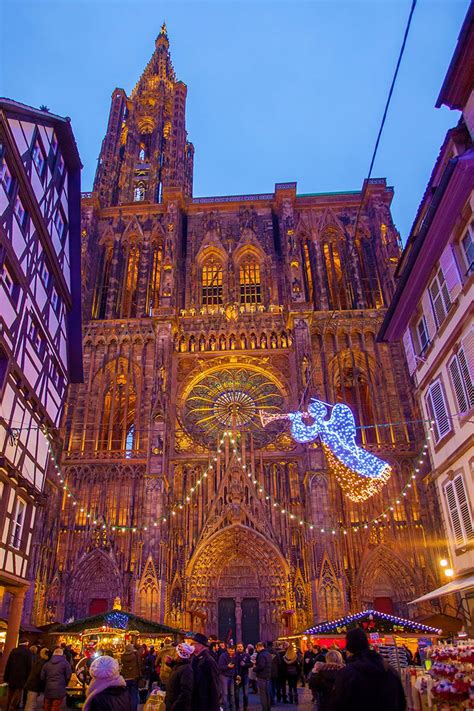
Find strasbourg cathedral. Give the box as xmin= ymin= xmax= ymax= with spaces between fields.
xmin=28 ymin=25 xmax=442 ymax=643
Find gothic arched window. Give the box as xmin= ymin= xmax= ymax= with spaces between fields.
xmin=239 ymin=256 xmax=261 ymax=305
xmin=333 ymin=351 xmax=377 ymax=444
xmin=93 ymin=245 xmax=113 ymax=319
xmin=99 ymin=366 xmax=137 ymax=452
xmin=357 ymin=238 xmax=384 ymax=309
xmin=122 ymin=245 xmax=140 ymax=318
xmin=318 ymin=560 xmax=343 ymax=620
xmin=201 ymin=257 xmax=223 ymax=306
xmin=147 ymin=245 xmax=162 ymax=314
xmin=322 ymin=240 xmax=347 ymax=310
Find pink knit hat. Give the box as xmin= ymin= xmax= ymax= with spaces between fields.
xmin=176 ymin=643 xmax=194 ymax=659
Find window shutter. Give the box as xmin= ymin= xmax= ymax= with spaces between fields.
xmin=429 ymin=271 xmax=450 ymax=326
xmin=403 ymin=330 xmax=417 ymax=375
xmin=454 ymin=475 xmax=474 ymax=542
xmin=421 ymin=291 xmax=437 ymax=340
xmin=426 ymin=380 xmax=451 ymax=442
xmin=445 ymin=480 xmax=464 ymax=547
xmin=440 ymin=245 xmax=462 ymax=301
xmin=449 ymin=355 xmax=469 ymax=413
xmin=458 ymin=347 xmax=474 ymax=409
xmin=461 ymin=328 xmax=474 ymax=384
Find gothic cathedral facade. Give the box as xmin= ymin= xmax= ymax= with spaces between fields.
xmin=30 ymin=26 xmax=442 ymax=642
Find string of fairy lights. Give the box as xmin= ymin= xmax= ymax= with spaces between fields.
xmin=44 ymin=420 xmax=434 ymax=539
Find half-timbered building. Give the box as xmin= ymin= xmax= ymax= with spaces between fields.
xmin=0 ymin=99 xmax=82 ymax=666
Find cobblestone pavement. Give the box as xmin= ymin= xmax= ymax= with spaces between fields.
xmin=246 ymin=686 xmax=315 ymax=709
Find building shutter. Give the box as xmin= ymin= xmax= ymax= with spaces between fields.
xmin=426 ymin=379 xmax=452 ymax=442
xmin=421 ymin=291 xmax=437 ymax=341
xmin=403 ymin=330 xmax=417 ymax=375
xmin=461 ymin=328 xmax=474 ymax=383
xmin=440 ymin=244 xmax=462 ymax=301
xmin=445 ymin=480 xmax=464 ymax=547
xmin=449 ymin=355 xmax=469 ymax=414
xmin=454 ymin=474 xmax=474 ymax=542
xmin=429 ymin=270 xmax=451 ymax=327
xmin=458 ymin=347 xmax=474 ymax=409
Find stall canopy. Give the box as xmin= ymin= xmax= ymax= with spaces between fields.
xmin=409 ymin=574 xmax=474 ymax=605
xmin=303 ymin=609 xmax=442 ymax=636
xmin=49 ymin=610 xmax=180 ymax=635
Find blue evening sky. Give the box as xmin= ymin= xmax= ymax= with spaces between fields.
xmin=0 ymin=0 xmax=469 ymax=241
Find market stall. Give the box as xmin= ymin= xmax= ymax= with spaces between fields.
xmin=281 ymin=609 xmax=442 ymax=664
xmin=49 ymin=610 xmax=181 ymax=657
xmin=403 ymin=641 xmax=474 ymax=710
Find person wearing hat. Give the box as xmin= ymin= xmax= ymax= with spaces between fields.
xmin=329 ymin=628 xmax=406 ymax=711
xmin=184 ymin=633 xmax=220 ymax=711
xmin=164 ymin=643 xmax=194 ymax=711
xmin=157 ymin=637 xmax=176 ymax=690
xmin=4 ymin=639 xmax=32 ymax=711
xmin=120 ymin=644 xmax=142 ymax=711
xmin=40 ymin=647 xmax=72 ymax=711
xmin=82 ymin=655 xmax=129 ymax=711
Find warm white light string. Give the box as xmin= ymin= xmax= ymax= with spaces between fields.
xmin=47 ymin=424 xmax=433 ymax=538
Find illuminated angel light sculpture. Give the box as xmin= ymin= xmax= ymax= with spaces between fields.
xmin=260 ymin=398 xmax=391 ymax=502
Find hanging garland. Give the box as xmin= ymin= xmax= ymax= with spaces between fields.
xmin=46 ymin=426 xmax=432 ymax=539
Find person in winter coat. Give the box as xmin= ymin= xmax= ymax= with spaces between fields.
xmin=4 ymin=640 xmax=32 ymax=711
xmin=282 ymin=644 xmax=301 ymax=704
xmin=40 ymin=648 xmax=72 ymax=711
xmin=185 ymin=633 xmax=220 ymax=711
xmin=164 ymin=643 xmax=194 ymax=711
xmin=254 ymin=642 xmax=272 ymax=711
xmin=235 ymin=643 xmax=252 ymax=711
xmin=24 ymin=648 xmax=50 ymax=711
xmin=329 ymin=629 xmax=406 ymax=711
xmin=82 ymin=655 xmax=129 ymax=711
xmin=218 ymin=645 xmax=237 ymax=711
xmin=156 ymin=638 xmax=176 ymax=690
xmin=120 ymin=644 xmax=142 ymax=711
xmin=303 ymin=645 xmax=319 ymax=685
xmin=246 ymin=646 xmax=257 ymax=694
xmin=309 ymin=649 xmax=344 ymax=711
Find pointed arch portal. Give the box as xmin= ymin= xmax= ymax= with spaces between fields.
xmin=183 ymin=524 xmax=290 ymax=642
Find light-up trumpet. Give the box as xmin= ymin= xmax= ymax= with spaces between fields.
xmin=260 ymin=398 xmax=392 ymax=502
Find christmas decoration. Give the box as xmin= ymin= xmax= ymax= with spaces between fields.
xmin=104 ymin=611 xmax=129 ymax=629
xmin=304 ymin=609 xmax=441 ymax=636
xmin=262 ymin=398 xmax=392 ymax=501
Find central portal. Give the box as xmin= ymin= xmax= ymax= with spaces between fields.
xmin=218 ymin=597 xmax=260 ymax=645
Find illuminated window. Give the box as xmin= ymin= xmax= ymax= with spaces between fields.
xmin=147 ymin=246 xmax=162 ymax=314
xmin=202 ymin=257 xmax=223 ymax=305
xmin=122 ymin=245 xmax=140 ymax=317
xmin=239 ymin=257 xmax=261 ymax=305
xmin=134 ymin=183 xmax=146 ymax=202
xmin=323 ymin=241 xmax=347 ymax=309
xmin=303 ymin=242 xmax=313 ymax=302
xmin=125 ymin=425 xmax=135 ymax=457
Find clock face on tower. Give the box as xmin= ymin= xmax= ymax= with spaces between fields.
xmin=182 ymin=365 xmax=286 ymax=449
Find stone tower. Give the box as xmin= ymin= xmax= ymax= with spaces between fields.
xmin=28 ymin=28 xmax=443 ymax=640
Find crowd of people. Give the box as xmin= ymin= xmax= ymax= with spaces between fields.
xmin=3 ymin=628 xmax=408 ymax=711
